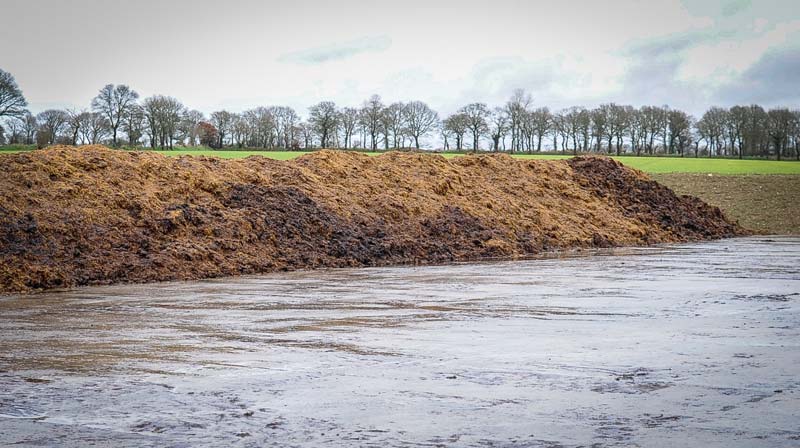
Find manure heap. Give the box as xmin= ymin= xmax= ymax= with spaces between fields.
xmin=0 ymin=146 xmax=743 ymax=293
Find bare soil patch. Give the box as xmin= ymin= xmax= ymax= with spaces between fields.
xmin=653 ymin=173 xmax=800 ymax=235
xmin=0 ymin=146 xmax=743 ymax=293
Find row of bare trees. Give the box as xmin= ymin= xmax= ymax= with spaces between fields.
xmin=1 ymin=69 xmax=798 ymax=159
xmin=304 ymin=95 xmax=439 ymax=150
xmin=440 ymin=90 xmax=800 ymax=160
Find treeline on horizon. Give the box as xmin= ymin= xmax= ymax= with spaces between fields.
xmin=1 ymin=68 xmax=799 ymax=160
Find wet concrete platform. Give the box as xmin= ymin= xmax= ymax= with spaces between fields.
xmin=1 ymin=236 xmax=798 ymax=447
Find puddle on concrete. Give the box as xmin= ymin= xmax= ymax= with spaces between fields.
xmin=1 ymin=236 xmax=798 ymax=447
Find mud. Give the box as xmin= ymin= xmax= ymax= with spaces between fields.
xmin=0 ymin=146 xmax=743 ymax=293
xmin=0 ymin=236 xmax=798 ymax=447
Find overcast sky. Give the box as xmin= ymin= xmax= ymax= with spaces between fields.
xmin=1 ymin=0 xmax=798 ymax=118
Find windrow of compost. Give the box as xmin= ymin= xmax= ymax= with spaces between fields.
xmin=0 ymin=146 xmax=743 ymax=293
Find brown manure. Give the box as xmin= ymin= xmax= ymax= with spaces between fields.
xmin=0 ymin=146 xmax=744 ymax=293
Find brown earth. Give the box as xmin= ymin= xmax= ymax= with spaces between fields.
xmin=0 ymin=146 xmax=744 ymax=293
xmin=653 ymin=173 xmax=800 ymax=235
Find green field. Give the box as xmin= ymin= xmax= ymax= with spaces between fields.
xmin=601 ymin=156 xmax=800 ymax=174
xmin=2 ymin=146 xmax=799 ymax=174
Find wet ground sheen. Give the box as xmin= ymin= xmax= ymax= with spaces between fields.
xmin=1 ymin=236 xmax=798 ymax=447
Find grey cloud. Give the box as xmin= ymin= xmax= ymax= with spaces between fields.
xmin=617 ymin=55 xmax=692 ymax=106
xmin=278 ymin=35 xmax=391 ymax=65
xmin=680 ymin=0 xmax=751 ymax=18
xmin=713 ymin=46 xmax=800 ymax=106
xmin=617 ymin=38 xmax=800 ymax=115
xmin=614 ymin=40 xmax=712 ymax=115
xmin=615 ymin=28 xmax=752 ymax=114
xmin=462 ymin=58 xmax=560 ymax=101
xmin=624 ymin=29 xmax=733 ymax=59
xmin=721 ymin=0 xmax=751 ymax=16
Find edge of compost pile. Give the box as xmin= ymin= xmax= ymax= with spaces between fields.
xmin=0 ymin=146 xmax=746 ymax=293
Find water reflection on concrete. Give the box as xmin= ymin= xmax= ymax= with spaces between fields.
xmin=1 ymin=236 xmax=798 ymax=447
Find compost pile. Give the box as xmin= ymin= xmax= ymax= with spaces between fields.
xmin=0 ymin=146 xmax=743 ymax=293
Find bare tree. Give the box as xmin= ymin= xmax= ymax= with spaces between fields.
xmin=441 ymin=123 xmax=452 ymax=150
xmin=339 ymin=107 xmax=360 ymax=149
xmin=600 ymin=104 xmax=615 ymax=153
xmin=360 ymin=95 xmax=384 ymax=150
xmin=590 ymin=107 xmax=608 ymax=152
xmin=91 ymin=84 xmax=139 ymax=146
xmin=505 ymin=89 xmax=532 ymax=152
xmin=625 ymin=107 xmax=642 ymax=155
xmin=727 ymin=105 xmax=747 ymax=158
xmin=791 ymin=110 xmax=800 ymax=160
xmin=530 ymin=107 xmax=551 ymax=152
xmin=121 ymin=105 xmax=145 ymax=146
xmin=2 ymin=117 xmax=23 ymax=144
xmin=308 ymin=101 xmax=338 ymax=149
xmin=160 ymin=97 xmax=186 ymax=149
xmin=550 ymin=112 xmax=565 ymax=152
xmin=210 ymin=110 xmax=234 ymax=148
xmin=600 ymin=104 xmax=626 ymax=155
xmin=404 ymin=101 xmax=439 ymax=149
xmin=273 ymin=106 xmax=299 ymax=148
xmin=382 ymin=102 xmax=407 ymax=149
xmin=21 ymin=112 xmax=37 ymax=144
xmin=142 ymin=95 xmax=186 ymax=149
xmin=180 ymin=110 xmax=205 ymax=146
xmin=230 ymin=113 xmax=249 ymax=149
xmin=697 ymin=107 xmax=728 ymax=156
xmin=65 ymin=109 xmax=83 ymax=145
xmin=726 ymin=104 xmax=769 ymax=158
xmin=488 ymin=107 xmax=509 ymax=151
xmin=667 ymin=109 xmax=691 ymax=156
xmin=767 ymin=108 xmax=794 ymax=161
xmin=568 ymin=107 xmax=592 ymax=152
xmin=0 ymin=69 xmax=27 ymax=119
xmin=460 ymin=103 xmax=490 ymax=151
xmin=36 ymin=109 xmax=68 ymax=146
xmin=78 ymin=111 xmax=109 ymax=144
xmin=298 ymin=121 xmax=314 ymax=148
xmin=444 ymin=113 xmax=469 ymax=150
xmin=639 ymin=106 xmax=665 ymax=154
xmin=242 ymin=107 xmax=276 ymax=148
